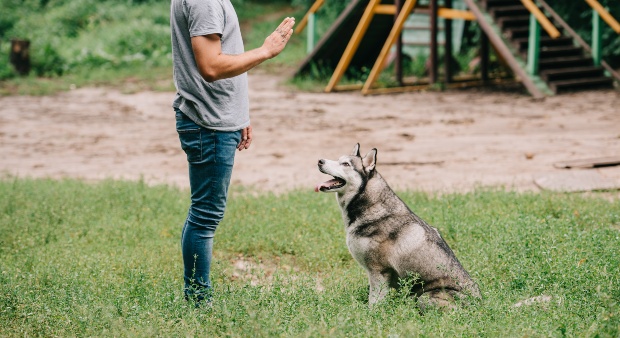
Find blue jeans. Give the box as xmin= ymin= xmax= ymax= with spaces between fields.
xmin=175 ymin=109 xmax=241 ymax=302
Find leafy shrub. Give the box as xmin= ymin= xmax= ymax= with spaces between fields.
xmin=29 ymin=41 xmax=66 ymax=77
xmin=0 ymin=42 xmax=17 ymax=80
xmin=1 ymin=0 xmax=172 ymax=77
xmin=65 ymin=18 xmax=172 ymax=70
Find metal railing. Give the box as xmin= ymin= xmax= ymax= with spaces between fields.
xmin=519 ymin=0 xmax=560 ymax=75
xmin=585 ymin=0 xmax=620 ymax=33
xmin=584 ymin=0 xmax=620 ymax=66
xmin=295 ymin=0 xmax=326 ymax=53
xmin=538 ymin=0 xmax=620 ymax=81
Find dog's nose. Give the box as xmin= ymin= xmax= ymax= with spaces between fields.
xmin=318 ymin=159 xmax=325 ymax=166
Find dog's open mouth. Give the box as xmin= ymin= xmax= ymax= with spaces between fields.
xmin=315 ymin=176 xmax=346 ymax=192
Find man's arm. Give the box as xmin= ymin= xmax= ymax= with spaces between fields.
xmin=191 ymin=17 xmax=295 ymax=82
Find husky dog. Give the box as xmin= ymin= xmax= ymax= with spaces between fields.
xmin=316 ymin=144 xmax=481 ymax=310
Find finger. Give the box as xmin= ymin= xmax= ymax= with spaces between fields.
xmin=275 ymin=17 xmax=291 ymax=33
xmin=282 ymin=29 xmax=293 ymax=43
xmin=245 ymin=126 xmax=253 ymax=149
xmin=287 ymin=18 xmax=296 ymax=29
xmin=238 ymin=128 xmax=247 ymax=150
xmin=283 ymin=18 xmax=294 ymax=32
xmin=280 ymin=21 xmax=293 ymax=34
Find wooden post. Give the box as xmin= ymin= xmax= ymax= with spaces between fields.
xmin=361 ymin=0 xmax=418 ymax=94
xmin=395 ymin=0 xmax=404 ymax=85
xmin=326 ymin=0 xmax=381 ymax=92
xmin=429 ymin=0 xmax=438 ymax=84
xmin=480 ymin=31 xmax=489 ymax=82
xmin=464 ymin=0 xmax=546 ymax=98
xmin=444 ymin=0 xmax=453 ymax=83
xmin=10 ymin=39 xmax=31 ymax=76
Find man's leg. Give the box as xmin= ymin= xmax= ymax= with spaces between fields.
xmin=176 ymin=110 xmax=241 ymax=303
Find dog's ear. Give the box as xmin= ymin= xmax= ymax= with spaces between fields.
xmin=362 ymin=148 xmax=377 ymax=173
xmin=351 ymin=143 xmax=361 ymax=157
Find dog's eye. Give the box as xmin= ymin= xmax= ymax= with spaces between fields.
xmin=342 ymin=162 xmax=350 ymax=167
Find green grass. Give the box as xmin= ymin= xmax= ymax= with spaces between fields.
xmin=1 ymin=178 xmax=619 ymax=336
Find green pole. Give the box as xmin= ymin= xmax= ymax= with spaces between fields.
xmin=592 ymin=10 xmax=601 ymax=66
xmin=527 ymin=14 xmax=541 ymax=75
xmin=307 ymin=13 xmax=317 ymax=54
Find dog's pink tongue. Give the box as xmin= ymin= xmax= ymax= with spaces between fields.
xmin=315 ymin=182 xmax=328 ymax=192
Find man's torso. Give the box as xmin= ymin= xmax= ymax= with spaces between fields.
xmin=170 ymin=0 xmax=250 ymax=131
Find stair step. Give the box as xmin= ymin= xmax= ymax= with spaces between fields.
xmin=483 ymin=0 xmax=521 ymax=9
xmin=514 ymin=36 xmax=574 ymax=52
xmin=475 ymin=1 xmax=614 ymax=95
xmin=497 ymin=15 xmax=530 ymax=29
xmin=539 ymin=45 xmax=583 ymax=58
xmin=505 ymin=26 xmax=533 ymax=39
xmin=490 ymin=5 xmax=529 ymax=18
xmin=549 ymin=76 xmax=614 ymax=93
xmin=541 ymin=66 xmax=607 ymax=82
xmin=538 ymin=56 xmax=593 ymax=70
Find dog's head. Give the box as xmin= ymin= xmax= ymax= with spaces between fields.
xmin=316 ymin=143 xmax=377 ymax=194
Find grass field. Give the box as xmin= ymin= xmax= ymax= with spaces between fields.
xmin=1 ymin=178 xmax=619 ymax=336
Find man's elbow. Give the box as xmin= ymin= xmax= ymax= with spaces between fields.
xmin=199 ymin=67 xmax=220 ymax=83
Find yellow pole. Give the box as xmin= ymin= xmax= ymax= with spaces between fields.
xmin=362 ymin=0 xmax=418 ymax=94
xmin=585 ymin=0 xmax=620 ymax=33
xmin=437 ymin=8 xmax=476 ymax=21
xmin=519 ymin=0 xmax=560 ymax=38
xmin=325 ymin=0 xmax=382 ymax=92
xmin=296 ymin=0 xmax=326 ymax=34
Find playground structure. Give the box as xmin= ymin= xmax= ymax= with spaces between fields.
xmin=294 ymin=0 xmax=620 ymax=97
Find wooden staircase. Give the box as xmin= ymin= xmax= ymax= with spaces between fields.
xmin=481 ymin=0 xmax=614 ymax=93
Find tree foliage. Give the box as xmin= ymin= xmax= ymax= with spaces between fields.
xmin=0 ymin=0 xmax=618 ymax=80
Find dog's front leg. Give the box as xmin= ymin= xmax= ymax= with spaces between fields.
xmin=367 ymin=271 xmax=391 ymax=306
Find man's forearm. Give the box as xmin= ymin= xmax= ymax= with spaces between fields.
xmin=195 ymin=45 xmax=272 ymax=82
xmin=192 ymin=17 xmax=295 ymax=83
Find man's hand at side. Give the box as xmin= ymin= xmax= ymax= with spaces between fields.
xmin=237 ymin=125 xmax=252 ymax=151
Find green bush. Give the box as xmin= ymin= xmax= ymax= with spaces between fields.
xmin=0 ymin=42 xmax=16 ymax=80
xmin=1 ymin=0 xmax=172 ymax=78
xmin=0 ymin=0 xmax=305 ymax=81
xmin=65 ymin=18 xmax=172 ymax=71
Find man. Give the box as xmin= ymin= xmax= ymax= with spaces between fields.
xmin=170 ymin=0 xmax=295 ymax=305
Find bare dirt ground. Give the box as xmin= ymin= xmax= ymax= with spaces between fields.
xmin=1 ymin=73 xmax=619 ymax=195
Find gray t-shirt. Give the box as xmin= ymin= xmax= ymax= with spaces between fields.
xmin=170 ymin=0 xmax=250 ymax=131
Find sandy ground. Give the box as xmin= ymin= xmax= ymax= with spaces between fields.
xmin=1 ymin=73 xmax=619 ymax=195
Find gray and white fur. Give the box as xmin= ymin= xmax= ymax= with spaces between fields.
xmin=316 ymin=144 xmax=481 ymax=310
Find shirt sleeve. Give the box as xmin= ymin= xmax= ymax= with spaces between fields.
xmin=184 ymin=0 xmax=225 ymax=37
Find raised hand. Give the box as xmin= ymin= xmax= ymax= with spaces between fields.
xmin=262 ymin=17 xmax=295 ymax=59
